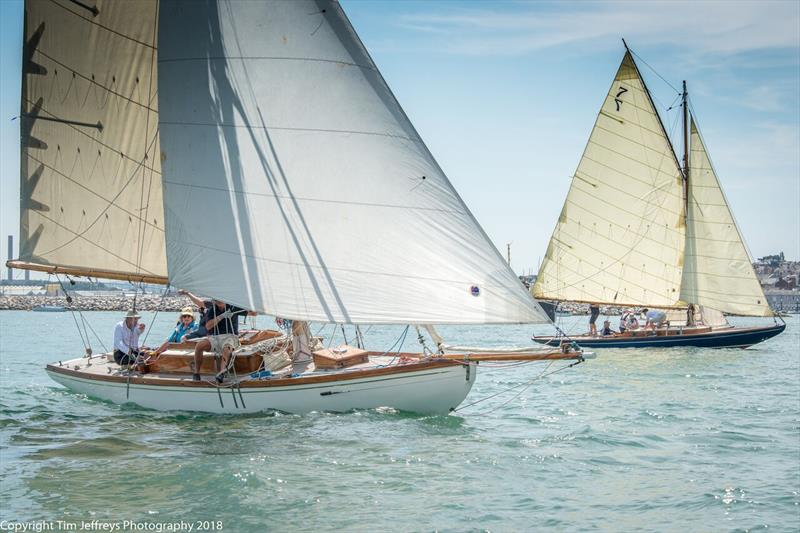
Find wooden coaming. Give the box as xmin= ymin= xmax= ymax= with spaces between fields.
xmin=46 ymin=358 xmax=463 ymax=389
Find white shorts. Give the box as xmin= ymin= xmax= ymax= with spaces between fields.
xmin=209 ymin=334 xmax=239 ymax=355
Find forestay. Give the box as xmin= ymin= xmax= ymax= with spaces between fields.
xmin=679 ymin=119 xmax=772 ymax=316
xmin=157 ymin=0 xmax=546 ymax=324
xmin=18 ymin=0 xmax=166 ymax=279
xmin=533 ymin=52 xmax=686 ymax=307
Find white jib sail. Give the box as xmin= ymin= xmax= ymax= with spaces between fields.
xmin=533 ymin=52 xmax=686 ymax=307
xmin=157 ymin=0 xmax=547 ymax=325
xmin=679 ymin=118 xmax=773 ymax=316
xmin=18 ymin=0 xmax=166 ymax=278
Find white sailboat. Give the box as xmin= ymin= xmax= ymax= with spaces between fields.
xmin=532 ymin=44 xmax=785 ymax=349
xmin=8 ymin=0 xmax=584 ymax=414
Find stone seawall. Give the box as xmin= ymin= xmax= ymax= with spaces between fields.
xmin=0 ymin=295 xmax=191 ymax=312
xmin=0 ymin=295 xmax=636 ymax=316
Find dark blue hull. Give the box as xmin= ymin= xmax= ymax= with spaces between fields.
xmin=534 ymin=323 xmax=786 ymax=349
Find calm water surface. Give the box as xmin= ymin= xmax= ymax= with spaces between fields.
xmin=1 ymin=311 xmax=798 ymax=532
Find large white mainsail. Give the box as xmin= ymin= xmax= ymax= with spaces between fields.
xmin=532 ymin=52 xmax=686 ymax=307
xmin=679 ymin=118 xmax=773 ymax=316
xmin=17 ymin=0 xmax=166 ymax=281
xmin=157 ymin=0 xmax=546 ymax=325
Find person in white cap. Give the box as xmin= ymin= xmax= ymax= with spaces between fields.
xmin=113 ymin=310 xmax=146 ymax=365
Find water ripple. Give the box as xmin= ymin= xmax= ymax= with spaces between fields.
xmin=0 ymin=312 xmax=798 ymax=531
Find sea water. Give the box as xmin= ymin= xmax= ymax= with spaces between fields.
xmin=0 ymin=311 xmax=798 ymax=532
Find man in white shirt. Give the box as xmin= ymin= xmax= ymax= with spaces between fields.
xmin=113 ymin=310 xmax=146 ymax=365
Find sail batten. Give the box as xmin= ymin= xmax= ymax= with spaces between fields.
xmin=679 ymin=118 xmax=772 ymax=316
xmin=157 ymin=0 xmax=547 ymax=324
xmin=533 ymin=51 xmax=686 ymax=307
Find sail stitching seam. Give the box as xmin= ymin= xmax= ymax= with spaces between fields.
xmin=161 ymin=180 xmax=468 ymax=215
xmin=157 ymin=56 xmax=376 ymax=72
xmin=22 ymin=97 xmax=162 ymax=175
xmin=574 ymin=169 xmax=684 ymax=217
xmin=585 ymin=140 xmax=681 ymax=181
xmin=158 ymin=120 xmax=419 ymax=142
xmin=32 ymin=133 xmax=161 ymax=260
xmin=28 ymin=211 xmax=160 ymax=274
xmin=26 ymin=154 xmax=164 ymax=232
xmin=538 ymin=254 xmax=678 ymax=305
xmin=33 ymin=49 xmax=156 ymax=112
xmin=564 ymin=193 xmax=684 ymax=241
xmin=170 ymin=239 xmax=516 ymax=288
xmin=536 ymin=252 xmax=679 ymax=305
xmin=550 ymin=225 xmax=682 ymax=287
xmin=580 ymin=154 xmax=683 ymax=201
xmin=46 ymin=0 xmax=156 ymax=49
xmin=592 ymin=123 xmax=682 ymax=162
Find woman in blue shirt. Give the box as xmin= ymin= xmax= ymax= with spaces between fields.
xmin=154 ymin=307 xmax=198 ymax=355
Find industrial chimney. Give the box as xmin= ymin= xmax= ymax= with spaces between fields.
xmin=6 ymin=235 xmax=12 ymax=281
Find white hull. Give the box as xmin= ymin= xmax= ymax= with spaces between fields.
xmin=46 ymin=360 xmax=476 ymax=415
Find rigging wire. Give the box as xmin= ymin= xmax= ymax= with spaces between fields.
xmin=77 ymin=305 xmax=108 ymax=353
xmin=54 ymin=274 xmax=91 ymax=353
xmin=628 ymin=48 xmax=681 ymax=95
xmin=141 ymin=283 xmax=172 ymax=346
xmin=453 ymin=358 xmax=583 ymax=415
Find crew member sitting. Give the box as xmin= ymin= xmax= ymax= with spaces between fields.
xmin=113 ymin=310 xmax=146 ymax=365
xmin=600 ymin=320 xmax=615 ymax=336
xmin=154 ymin=307 xmax=198 ymax=355
xmin=178 ymin=290 xmax=208 ymax=340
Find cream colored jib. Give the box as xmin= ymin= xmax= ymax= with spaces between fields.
xmin=533 ymin=52 xmax=686 ymax=307
xmin=19 ymin=0 xmax=166 ymax=278
xmin=679 ymin=119 xmax=772 ymax=316
xmin=157 ymin=0 xmax=547 ymax=325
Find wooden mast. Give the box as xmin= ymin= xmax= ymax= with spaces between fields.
xmin=681 ymin=80 xmax=696 ymax=323
xmin=682 ymin=80 xmax=690 ymax=220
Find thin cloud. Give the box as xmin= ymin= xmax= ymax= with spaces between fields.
xmin=396 ymin=1 xmax=800 ymax=57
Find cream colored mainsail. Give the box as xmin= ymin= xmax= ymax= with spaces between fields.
xmin=17 ymin=0 xmax=166 ymax=280
xmin=533 ymin=52 xmax=686 ymax=307
xmin=679 ymin=119 xmax=773 ymax=316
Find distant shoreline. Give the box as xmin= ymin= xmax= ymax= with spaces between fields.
xmin=0 ymin=295 xmax=190 ymax=312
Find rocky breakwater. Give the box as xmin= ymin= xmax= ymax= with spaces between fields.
xmin=555 ymin=302 xmax=627 ymax=316
xmin=0 ymin=294 xmax=191 ymax=312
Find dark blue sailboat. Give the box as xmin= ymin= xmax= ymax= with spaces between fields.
xmin=530 ymin=45 xmax=785 ymax=350
xmin=533 ymin=321 xmax=785 ymax=349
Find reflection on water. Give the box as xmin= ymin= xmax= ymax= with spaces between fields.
xmin=1 ymin=311 xmax=798 ymax=531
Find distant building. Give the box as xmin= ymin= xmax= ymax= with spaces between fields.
xmin=765 ymin=289 xmax=800 ymax=313
xmin=72 ymin=290 xmax=125 ymax=297
xmin=758 ymin=252 xmax=785 ymax=267
xmin=0 ymin=284 xmax=47 ymax=296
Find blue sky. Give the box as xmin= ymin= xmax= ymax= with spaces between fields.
xmin=1 ymin=0 xmax=798 ymax=278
